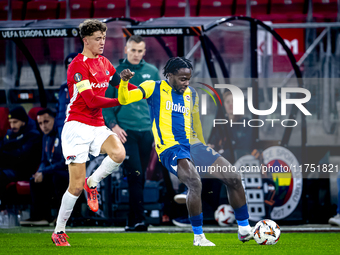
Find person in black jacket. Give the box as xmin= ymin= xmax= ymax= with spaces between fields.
xmin=208 ymin=90 xmax=254 ymax=162
xmin=0 ymin=106 xmax=42 ymax=210
xmin=20 ymin=108 xmax=69 ymax=226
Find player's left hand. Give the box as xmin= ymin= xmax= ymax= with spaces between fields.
xmin=33 ymin=172 xmax=43 ymax=183
xmin=120 ymin=69 xmax=135 ymax=81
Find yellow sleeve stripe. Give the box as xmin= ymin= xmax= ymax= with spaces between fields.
xmin=76 ymin=80 xmax=91 ymax=93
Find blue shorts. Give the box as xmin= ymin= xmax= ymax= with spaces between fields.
xmin=160 ymin=144 xmax=191 ymax=176
xmin=190 ymin=142 xmax=221 ymax=170
xmin=159 ymin=143 xmax=221 ymax=177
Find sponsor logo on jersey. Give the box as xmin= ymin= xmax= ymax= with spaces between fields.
xmin=106 ymin=70 xmax=109 ymax=75
xmin=90 ymin=82 xmax=109 ymax=88
xmin=165 ymin=101 xmax=189 ymax=116
xmin=74 ymin=73 xmax=82 ymax=82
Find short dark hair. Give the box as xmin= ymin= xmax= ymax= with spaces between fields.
xmin=79 ymin=19 xmax=107 ymax=39
xmin=163 ymin=57 xmax=193 ymax=78
xmin=37 ymin=108 xmax=56 ymax=118
xmin=127 ymin=35 xmax=145 ymax=44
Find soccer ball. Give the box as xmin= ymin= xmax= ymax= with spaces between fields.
xmin=253 ymin=219 xmax=281 ymax=245
xmin=214 ymin=204 xmax=235 ymax=226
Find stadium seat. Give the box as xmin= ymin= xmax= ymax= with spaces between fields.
xmin=0 ymin=0 xmax=23 ymax=20
xmin=234 ymin=0 xmax=246 ymax=16
xmin=198 ymin=0 xmax=233 ymax=17
xmin=16 ymin=181 xmax=31 ymax=195
xmin=28 ymin=106 xmax=45 ymax=122
xmin=189 ymin=0 xmax=199 ymax=16
xmin=25 ymin=1 xmax=59 ymax=20
xmin=270 ymin=0 xmax=307 ymax=22
xmin=93 ymin=0 xmax=126 ymax=18
xmin=312 ymin=0 xmax=338 ymax=21
xmin=250 ymin=0 xmax=270 ymax=20
xmin=130 ymin=0 xmax=163 ymax=21
xmin=164 ymin=0 xmax=187 ymax=17
xmin=0 ymin=107 xmax=10 ymax=139
xmin=59 ymin=0 xmax=93 ymax=19
xmin=48 ymin=38 xmax=64 ymax=62
xmin=16 ymin=39 xmax=47 ymax=65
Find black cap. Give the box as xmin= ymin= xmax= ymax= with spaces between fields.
xmin=9 ymin=106 xmax=28 ymax=123
xmin=64 ymin=53 xmax=78 ymax=69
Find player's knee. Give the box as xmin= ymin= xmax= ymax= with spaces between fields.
xmin=68 ymin=178 xmax=85 ymax=196
xmin=187 ymin=175 xmax=202 ymax=193
xmin=225 ymin=176 xmax=242 ymax=190
xmin=107 ymin=148 xmax=126 ymax=163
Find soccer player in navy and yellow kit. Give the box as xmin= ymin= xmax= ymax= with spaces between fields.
xmin=119 ymin=57 xmax=253 ymax=246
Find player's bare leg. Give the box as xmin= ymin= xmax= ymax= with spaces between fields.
xmin=177 ymin=159 xmax=202 ymax=216
xmin=208 ymin=157 xmax=246 ymax=208
xmin=208 ymin=156 xmax=253 ymax=242
xmin=177 ymin=159 xmax=215 ymax=246
xmin=85 ymin=134 xmax=125 ymax=211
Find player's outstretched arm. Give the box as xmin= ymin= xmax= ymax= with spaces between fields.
xmin=118 ymin=69 xmax=144 ymax=105
xmin=77 ymin=80 xmax=121 ymax=108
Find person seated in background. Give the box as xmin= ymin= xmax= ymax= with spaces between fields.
xmin=20 ymin=108 xmax=69 ymax=226
xmin=0 ymin=106 xmax=42 ymax=210
xmin=329 ymin=174 xmax=340 ymax=226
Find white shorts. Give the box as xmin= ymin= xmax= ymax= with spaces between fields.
xmin=61 ymin=121 xmax=117 ymax=165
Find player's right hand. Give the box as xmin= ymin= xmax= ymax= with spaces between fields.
xmin=112 ymin=124 xmax=128 ymax=143
xmin=120 ymin=69 xmax=135 ymax=81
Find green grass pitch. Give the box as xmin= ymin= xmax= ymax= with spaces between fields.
xmin=0 ymin=232 xmax=339 ymax=254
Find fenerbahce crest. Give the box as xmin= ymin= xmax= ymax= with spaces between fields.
xmin=234 ymin=146 xmax=303 ymax=220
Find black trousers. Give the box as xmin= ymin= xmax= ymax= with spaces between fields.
xmin=123 ymin=129 xmax=153 ymax=225
xmin=29 ymin=170 xmax=69 ymax=221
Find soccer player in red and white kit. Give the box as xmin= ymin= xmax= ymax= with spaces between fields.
xmin=51 ymin=19 xmax=136 ymax=246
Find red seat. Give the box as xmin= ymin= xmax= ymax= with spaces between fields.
xmin=199 ymin=0 xmax=233 ymax=16
xmin=235 ymin=0 xmax=246 ymax=16
xmin=16 ymin=181 xmax=31 ymax=195
xmin=59 ymin=0 xmax=93 ymax=19
xmin=48 ymin=38 xmax=64 ymax=62
xmin=25 ymin=0 xmax=59 ymax=20
xmin=0 ymin=107 xmax=10 ymax=139
xmin=28 ymin=106 xmax=45 ymax=121
xmin=270 ymin=0 xmax=307 ymax=22
xmin=16 ymin=39 xmax=47 ymax=65
xmin=190 ymin=0 xmax=199 ymax=16
xmin=130 ymin=0 xmax=163 ymax=21
xmin=93 ymin=0 xmax=126 ymax=18
xmin=250 ymin=0 xmax=270 ymax=20
xmin=164 ymin=0 xmax=187 ymax=17
xmin=0 ymin=0 xmax=23 ymax=20
xmin=312 ymin=0 xmax=338 ymax=21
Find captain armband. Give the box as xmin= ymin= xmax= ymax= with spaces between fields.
xmin=76 ymin=80 xmax=91 ymax=93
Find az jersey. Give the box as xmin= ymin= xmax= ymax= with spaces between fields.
xmin=140 ymin=80 xmax=203 ymax=155
xmin=66 ymin=54 xmax=116 ymax=126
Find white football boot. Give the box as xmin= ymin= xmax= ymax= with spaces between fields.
xmin=193 ymin=234 xmax=216 ymax=246
xmin=328 ymin=214 xmax=340 ymax=227
xmin=238 ymin=227 xmax=254 ymax=243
